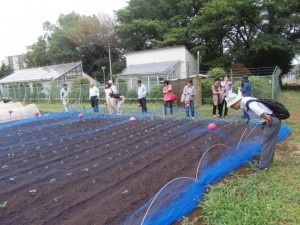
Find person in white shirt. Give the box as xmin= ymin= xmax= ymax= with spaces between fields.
xmin=225 ymin=93 xmax=281 ymax=171
xmin=89 ymin=82 xmax=99 ymax=112
xmin=104 ymin=82 xmax=117 ymax=114
xmin=60 ymin=84 xmax=70 ymax=112
xmin=136 ymin=80 xmax=147 ymax=113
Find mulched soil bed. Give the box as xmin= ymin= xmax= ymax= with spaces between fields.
xmin=0 ymin=116 xmax=260 ymax=225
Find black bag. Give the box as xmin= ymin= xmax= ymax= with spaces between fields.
xmin=245 ymin=99 xmax=290 ymax=120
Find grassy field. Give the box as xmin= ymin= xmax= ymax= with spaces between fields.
xmin=182 ymin=90 xmax=300 ymax=225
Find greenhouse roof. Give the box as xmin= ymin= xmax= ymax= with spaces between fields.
xmin=0 ymin=62 xmax=81 ymax=84
xmin=119 ymin=60 xmax=180 ymax=76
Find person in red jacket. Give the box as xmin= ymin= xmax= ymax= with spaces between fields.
xmin=163 ymin=80 xmax=173 ymax=115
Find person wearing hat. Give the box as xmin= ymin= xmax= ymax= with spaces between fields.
xmin=225 ymin=93 xmax=281 ymax=171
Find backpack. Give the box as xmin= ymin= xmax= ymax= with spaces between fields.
xmin=245 ymin=99 xmax=290 ymax=120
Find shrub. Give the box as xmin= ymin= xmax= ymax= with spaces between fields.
xmin=148 ymin=85 xmax=163 ymax=98
xmin=201 ymin=79 xmax=214 ymax=104
xmin=207 ymin=67 xmax=226 ymax=78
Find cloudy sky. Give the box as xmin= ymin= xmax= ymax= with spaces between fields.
xmin=0 ymin=0 xmax=128 ymax=62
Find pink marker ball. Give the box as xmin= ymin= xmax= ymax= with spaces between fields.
xmin=137 ymin=103 xmax=141 ymax=107
xmin=34 ymin=112 xmax=39 ymax=117
xmin=208 ymin=123 xmax=217 ymax=131
xmin=104 ymin=102 xmax=108 ymax=106
xmin=78 ymin=113 xmax=84 ymax=119
xmin=185 ymin=103 xmax=190 ymax=108
xmin=129 ymin=117 xmax=136 ymax=122
xmin=8 ymin=109 xmax=13 ymax=114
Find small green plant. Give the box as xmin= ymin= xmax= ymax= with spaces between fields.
xmin=0 ymin=201 xmax=8 ymax=209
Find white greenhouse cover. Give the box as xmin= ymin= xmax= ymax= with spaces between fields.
xmin=0 ymin=62 xmax=81 ymax=84
xmin=120 ymin=60 xmax=180 ymax=76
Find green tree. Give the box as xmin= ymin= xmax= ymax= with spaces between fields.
xmin=24 ymin=37 xmax=51 ymax=67
xmin=0 ymin=63 xmax=13 ymax=78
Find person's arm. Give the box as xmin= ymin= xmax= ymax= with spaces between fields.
xmin=143 ymin=85 xmax=147 ymax=96
xmin=260 ymin=112 xmax=273 ymax=125
xmin=212 ymin=86 xmax=220 ymax=94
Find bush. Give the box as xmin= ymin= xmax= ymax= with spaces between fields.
xmin=201 ymin=79 xmax=214 ymax=104
xmin=148 ymin=85 xmax=163 ymax=98
xmin=207 ymin=67 xmax=226 ymax=78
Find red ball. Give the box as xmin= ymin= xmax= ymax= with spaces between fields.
xmin=78 ymin=113 xmax=84 ymax=119
xmin=129 ymin=117 xmax=136 ymax=122
xmin=208 ymin=123 xmax=217 ymax=131
xmin=185 ymin=104 xmax=190 ymax=108
xmin=34 ymin=112 xmax=39 ymax=117
xmin=8 ymin=109 xmax=13 ymax=114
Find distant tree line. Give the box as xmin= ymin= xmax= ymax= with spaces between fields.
xmin=12 ymin=0 xmax=299 ymax=80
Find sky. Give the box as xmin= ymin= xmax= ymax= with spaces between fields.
xmin=0 ymin=0 xmax=128 ymax=62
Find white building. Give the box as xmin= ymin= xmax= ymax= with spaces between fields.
xmin=117 ymin=46 xmax=198 ymax=90
xmin=3 ymin=55 xmax=26 ymax=70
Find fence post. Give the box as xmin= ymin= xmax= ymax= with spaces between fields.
xmin=271 ymin=66 xmax=278 ymax=99
xmin=79 ymin=84 xmax=82 ymax=103
xmin=230 ymin=69 xmax=233 ymax=83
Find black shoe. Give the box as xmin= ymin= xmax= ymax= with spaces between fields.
xmin=250 ymin=166 xmax=268 ymax=171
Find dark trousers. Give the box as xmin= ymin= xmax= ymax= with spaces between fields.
xmin=213 ymin=103 xmax=222 ymax=117
xmin=221 ymin=99 xmax=228 ymax=116
xmin=185 ymin=100 xmax=195 ymax=118
xmin=138 ymin=97 xmax=147 ymax=112
xmin=164 ymin=100 xmax=173 ymax=115
xmin=90 ymin=96 xmax=99 ymax=112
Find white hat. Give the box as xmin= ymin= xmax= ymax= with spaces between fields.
xmin=225 ymin=93 xmax=242 ymax=107
xmin=108 ymin=80 xmax=113 ymax=84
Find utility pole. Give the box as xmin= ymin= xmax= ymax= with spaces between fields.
xmin=102 ymin=66 xmax=106 ymax=84
xmin=108 ymin=45 xmax=112 ymax=81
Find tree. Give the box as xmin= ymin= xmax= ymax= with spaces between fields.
xmin=24 ymin=36 xmax=51 ymax=67
xmin=0 ymin=63 xmax=13 ymax=78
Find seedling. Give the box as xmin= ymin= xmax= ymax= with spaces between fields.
xmin=82 ymin=168 xmax=89 ymax=173
xmin=9 ymin=177 xmax=16 ymax=183
xmin=29 ymin=189 xmax=37 ymax=195
xmin=122 ymin=189 xmax=129 ymax=195
xmin=66 ymin=172 xmax=72 ymax=177
xmin=49 ymin=178 xmax=56 ymax=183
xmin=0 ymin=201 xmax=8 ymax=209
xmin=1 ymin=165 xmax=9 ymax=170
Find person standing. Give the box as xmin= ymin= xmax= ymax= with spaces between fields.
xmin=212 ymin=77 xmax=224 ymax=118
xmin=183 ymin=80 xmax=196 ymax=120
xmin=163 ymin=80 xmax=173 ymax=115
xmin=240 ymin=75 xmax=252 ymax=119
xmin=60 ymin=83 xmax=70 ymax=112
xmin=136 ymin=80 xmax=147 ymax=113
xmin=221 ymin=75 xmax=232 ymax=117
xmin=225 ymin=93 xmax=281 ymax=171
xmin=89 ymin=82 xmax=99 ymax=113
